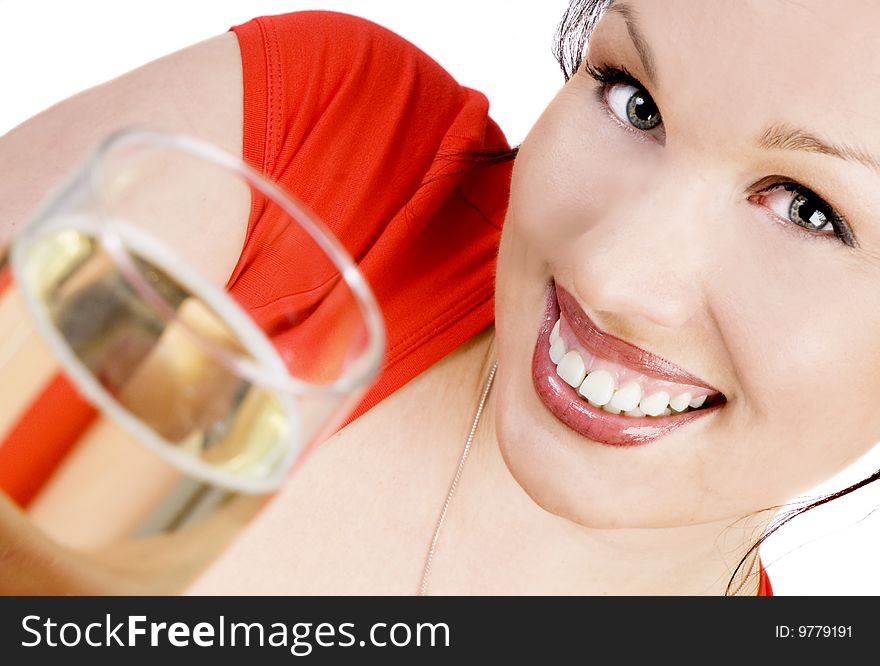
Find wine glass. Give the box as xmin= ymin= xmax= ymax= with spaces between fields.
xmin=4 ymin=127 xmax=385 ymax=496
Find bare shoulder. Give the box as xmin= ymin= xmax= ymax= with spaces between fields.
xmin=0 ymin=31 xmax=245 ymax=284
xmin=186 ymin=328 xmax=495 ymax=595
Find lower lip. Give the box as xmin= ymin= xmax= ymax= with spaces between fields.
xmin=530 ymin=281 xmax=723 ymax=447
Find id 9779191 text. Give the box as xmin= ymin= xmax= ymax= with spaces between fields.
xmin=775 ymin=626 xmax=852 ymax=639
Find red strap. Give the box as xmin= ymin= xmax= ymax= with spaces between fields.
xmin=0 ymin=266 xmax=99 ymax=506
xmin=0 ymin=373 xmax=98 ymax=507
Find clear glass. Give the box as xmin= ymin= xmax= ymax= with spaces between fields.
xmin=7 ymin=128 xmax=385 ymax=493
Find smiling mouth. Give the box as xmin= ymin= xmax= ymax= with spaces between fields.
xmin=531 ymin=280 xmax=726 ymax=447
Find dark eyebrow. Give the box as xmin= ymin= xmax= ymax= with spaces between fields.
xmin=606 ymin=2 xmax=657 ymax=85
xmin=758 ymin=124 xmax=880 ymax=174
xmin=607 ymin=2 xmax=880 ymax=175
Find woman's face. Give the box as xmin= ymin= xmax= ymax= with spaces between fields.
xmin=494 ymin=0 xmax=880 ymax=528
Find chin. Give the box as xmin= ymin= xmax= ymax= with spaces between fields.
xmin=491 ymin=257 xmax=728 ymax=530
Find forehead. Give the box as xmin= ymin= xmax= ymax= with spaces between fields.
xmin=589 ymin=0 xmax=880 ymax=148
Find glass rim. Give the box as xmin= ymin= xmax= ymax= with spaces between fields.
xmin=17 ymin=126 xmax=386 ymax=399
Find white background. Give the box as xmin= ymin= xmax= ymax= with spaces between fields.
xmin=1 ymin=0 xmax=878 ymax=595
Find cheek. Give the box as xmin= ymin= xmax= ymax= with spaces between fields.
xmin=507 ymin=88 xmax=633 ymax=256
xmin=710 ymin=238 xmax=880 ymax=491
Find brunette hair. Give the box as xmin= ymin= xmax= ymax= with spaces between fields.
xmin=466 ymin=0 xmax=880 ymax=595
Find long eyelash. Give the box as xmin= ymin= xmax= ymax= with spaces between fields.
xmin=761 ymin=179 xmax=856 ymax=247
xmin=583 ymin=61 xmax=643 ymax=90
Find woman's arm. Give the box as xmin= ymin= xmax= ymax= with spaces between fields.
xmin=0 ymin=30 xmax=261 ymax=594
xmin=0 ymin=30 xmax=247 ymax=286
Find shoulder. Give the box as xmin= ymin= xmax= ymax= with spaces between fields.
xmin=236 ymin=10 xmax=430 ymax=50
xmin=232 ymin=10 xmax=462 ymax=98
xmin=229 ymin=10 xmax=479 ymax=183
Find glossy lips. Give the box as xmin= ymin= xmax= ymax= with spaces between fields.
xmin=531 ymin=281 xmax=725 ymax=446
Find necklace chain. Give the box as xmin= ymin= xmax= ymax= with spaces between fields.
xmin=418 ymin=359 xmax=497 ymax=596
xmin=416 ymin=357 xmax=759 ymax=596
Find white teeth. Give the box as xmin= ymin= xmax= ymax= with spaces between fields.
xmin=547 ymin=324 xmax=717 ymax=418
xmin=609 ymin=380 xmax=642 ymax=412
xmin=556 ymin=351 xmax=587 ymax=388
xmin=669 ymin=392 xmax=692 ymax=412
xmin=688 ymin=394 xmax=707 ymax=409
xmin=639 ymin=391 xmax=670 ymax=417
xmin=577 ymin=369 xmax=616 ymax=405
xmin=549 ymin=336 xmax=567 ymax=364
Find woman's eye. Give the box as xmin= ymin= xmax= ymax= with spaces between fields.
xmin=584 ymin=62 xmax=662 ymax=132
xmin=607 ymin=82 xmax=661 ymax=131
xmin=753 ymin=183 xmax=855 ymax=246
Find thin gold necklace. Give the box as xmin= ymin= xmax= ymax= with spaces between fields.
xmin=418 ymin=359 xmax=497 ymax=596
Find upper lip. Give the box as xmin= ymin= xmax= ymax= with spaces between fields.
xmin=555 ymin=283 xmax=722 ymax=394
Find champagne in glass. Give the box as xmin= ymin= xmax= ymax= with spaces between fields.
xmin=4 ymin=129 xmax=385 ymax=508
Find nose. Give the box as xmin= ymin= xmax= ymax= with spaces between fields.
xmin=569 ymin=167 xmax=715 ymax=331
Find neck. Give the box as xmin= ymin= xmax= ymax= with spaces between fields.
xmin=444 ymin=328 xmax=772 ymax=596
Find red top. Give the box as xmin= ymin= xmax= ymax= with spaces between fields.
xmin=0 ymin=10 xmax=772 ymax=596
xmin=758 ymin=566 xmax=773 ymax=596
xmin=225 ymin=11 xmax=510 ymax=430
